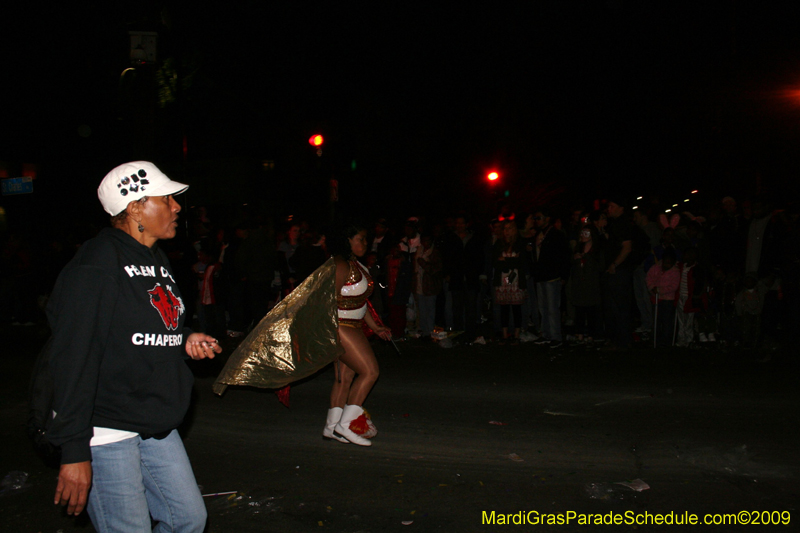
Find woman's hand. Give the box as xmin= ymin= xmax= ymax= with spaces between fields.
xmin=373 ymin=325 xmax=393 ymax=341
xmin=185 ymin=333 xmax=222 ymax=360
xmin=55 ymin=461 xmax=92 ymax=516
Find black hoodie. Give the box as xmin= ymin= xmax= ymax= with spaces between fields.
xmin=46 ymin=227 xmax=194 ymax=464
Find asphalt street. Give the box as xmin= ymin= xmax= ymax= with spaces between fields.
xmin=1 ymin=325 xmax=798 ymax=532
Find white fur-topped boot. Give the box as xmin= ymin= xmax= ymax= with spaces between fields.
xmin=323 ymin=407 xmax=349 ymax=443
xmin=334 ymin=404 xmax=372 ymax=446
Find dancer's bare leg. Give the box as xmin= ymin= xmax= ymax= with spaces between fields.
xmin=330 ymin=359 xmax=355 ymax=408
xmin=335 ymin=326 xmax=380 ymax=406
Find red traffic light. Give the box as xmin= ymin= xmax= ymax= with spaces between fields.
xmin=308 ymin=134 xmax=324 ymax=147
xmin=487 ymin=171 xmax=499 ymax=181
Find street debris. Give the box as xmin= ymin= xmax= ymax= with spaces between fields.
xmin=503 ymin=453 xmax=524 ymax=462
xmin=488 ymin=420 xmax=507 ymax=425
xmin=614 ymin=479 xmax=650 ymax=492
xmin=204 ymin=490 xmax=282 ymax=515
xmin=202 ymin=491 xmax=237 ymax=497
xmin=584 ymin=479 xmax=649 ymax=502
xmin=594 ymin=395 xmax=651 ymax=406
xmin=0 ymin=471 xmax=29 ymax=497
xmin=674 ymin=444 xmax=774 ymax=477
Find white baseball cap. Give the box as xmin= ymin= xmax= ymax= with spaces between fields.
xmin=98 ymin=161 xmax=189 ymax=216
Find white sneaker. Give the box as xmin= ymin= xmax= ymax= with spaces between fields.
xmin=698 ymin=332 xmax=708 ymax=343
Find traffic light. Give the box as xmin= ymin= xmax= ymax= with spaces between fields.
xmin=487 ymin=171 xmax=499 ymax=182
xmin=308 ymin=134 xmax=324 ymax=147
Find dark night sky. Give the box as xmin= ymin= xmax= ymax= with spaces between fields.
xmin=4 ymin=2 xmax=800 ymax=223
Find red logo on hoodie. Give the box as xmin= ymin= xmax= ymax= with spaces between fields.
xmin=148 ymin=284 xmax=185 ymax=330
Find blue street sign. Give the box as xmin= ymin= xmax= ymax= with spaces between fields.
xmin=1 ymin=177 xmax=34 ymax=196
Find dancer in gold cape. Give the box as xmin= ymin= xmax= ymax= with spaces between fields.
xmin=213 ymin=224 xmax=390 ymax=447
xmin=325 ymin=224 xmax=392 ymax=445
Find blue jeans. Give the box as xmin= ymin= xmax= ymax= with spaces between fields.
xmin=537 ymin=280 xmax=562 ymax=341
xmin=87 ymin=430 xmax=206 ymax=533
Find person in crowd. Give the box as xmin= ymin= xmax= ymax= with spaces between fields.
xmin=716 ymin=269 xmax=741 ymax=345
xmin=290 ymin=229 xmax=328 ymax=284
xmin=569 ymin=224 xmax=605 ymax=344
xmin=643 ymin=226 xmax=683 ymax=283
xmin=222 ymin=223 xmax=247 ymax=338
xmin=602 ymin=199 xmax=635 ymax=350
xmin=365 ymin=251 xmax=384 ymax=317
xmin=399 ymin=217 xmax=421 ymax=255
xmin=735 ymin=273 xmax=769 ymax=349
xmin=562 ymin=206 xmax=585 ymax=328
xmin=589 ymin=209 xmax=609 ymax=241
xmin=530 ymin=209 xmax=571 ymax=349
xmin=412 ymin=232 xmax=443 ymax=339
xmin=482 ymin=218 xmax=507 ymax=340
xmin=369 ymin=218 xmax=392 ymax=318
xmin=520 ymin=213 xmax=540 ymax=337
xmin=745 ymin=196 xmax=785 ymax=343
xmin=323 ymin=224 xmax=392 ymax=446
xmin=196 ymin=240 xmax=226 ymax=340
xmin=442 ymin=215 xmax=484 ymax=341
xmin=47 ymin=161 xmax=221 ymax=531
xmin=235 ymin=219 xmax=278 ymax=330
xmin=632 ymin=207 xmax=661 ymax=335
xmin=633 ymin=206 xmax=663 ymax=249
xmin=709 ymin=196 xmax=746 ymax=276
xmin=699 ymin=267 xmax=723 ymax=344
xmin=678 ymin=219 xmax=708 ymax=261
xmin=370 ymin=218 xmax=392 ymax=259
xmin=675 ymin=246 xmax=704 ymax=347
xmin=278 ymin=222 xmax=301 ymax=289
xmin=492 ymin=220 xmax=528 ymax=344
xmin=646 ymin=248 xmax=680 ymax=348
xmin=399 ymin=218 xmax=421 ymax=332
xmin=385 ymin=241 xmax=412 ymax=339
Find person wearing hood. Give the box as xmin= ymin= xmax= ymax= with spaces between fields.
xmin=47 ymin=162 xmax=221 ymax=532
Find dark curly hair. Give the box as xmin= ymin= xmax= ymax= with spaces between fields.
xmin=326 ymin=222 xmax=367 ymax=258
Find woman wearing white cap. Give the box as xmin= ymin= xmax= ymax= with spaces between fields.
xmin=47 ymin=161 xmax=221 ymax=532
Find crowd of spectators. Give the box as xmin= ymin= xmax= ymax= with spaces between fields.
xmin=3 ymin=192 xmax=799 ymax=356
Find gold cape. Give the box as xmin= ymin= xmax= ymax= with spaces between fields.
xmin=213 ymin=257 xmax=344 ymax=395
